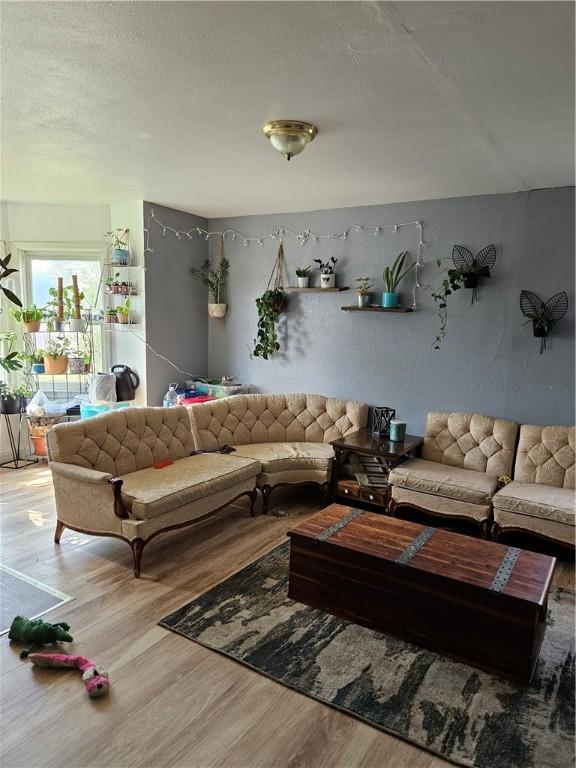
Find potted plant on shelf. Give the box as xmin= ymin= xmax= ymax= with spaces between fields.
xmin=382 ymin=251 xmax=415 ymax=308
xmin=295 ymin=266 xmax=311 ymax=288
xmin=43 ymin=338 xmax=71 ymax=375
xmin=22 ymin=350 xmax=46 ymax=374
xmin=104 ymin=308 xmax=118 ymax=324
xmin=0 ymin=383 xmax=32 ymax=415
xmin=314 ymin=257 xmax=338 ymax=289
xmin=116 ymin=299 xmax=131 ymax=324
xmin=191 ymin=254 xmax=230 ymax=318
xmin=107 ymin=229 xmax=130 ymax=265
xmin=83 ymin=352 xmax=92 ymax=373
xmin=9 ymin=306 xmax=44 ymax=333
xmin=68 ymin=274 xmax=85 ymax=332
xmin=67 ymin=350 xmax=85 ymax=375
xmin=354 ymin=277 xmax=373 ymax=307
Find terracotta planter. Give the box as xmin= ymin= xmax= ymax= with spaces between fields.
xmin=117 ymin=314 xmax=130 ymax=324
xmin=30 ymin=434 xmax=48 ymax=457
xmin=44 ymin=355 xmax=68 ymax=375
xmin=23 ymin=320 xmax=41 ymax=333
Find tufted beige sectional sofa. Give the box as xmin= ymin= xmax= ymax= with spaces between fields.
xmin=47 ymin=407 xmax=261 ymax=576
xmin=492 ymin=425 xmax=575 ymax=546
xmin=187 ymin=393 xmax=368 ymax=512
xmin=389 ymin=412 xmax=519 ymax=536
xmin=48 ymin=394 xmax=367 ymax=576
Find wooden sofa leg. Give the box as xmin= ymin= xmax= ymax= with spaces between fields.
xmin=479 ymin=519 xmax=490 ymax=540
xmin=261 ymin=485 xmax=272 ymax=515
xmin=130 ymin=539 xmax=145 ymax=578
xmin=491 ymin=521 xmax=502 ymax=542
xmin=54 ymin=520 xmax=65 ymax=544
xmin=388 ymin=497 xmax=397 ymax=517
xmin=320 ymin=481 xmax=330 ymax=504
xmin=249 ymin=489 xmax=258 ymax=517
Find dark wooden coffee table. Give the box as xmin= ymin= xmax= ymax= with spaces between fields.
xmin=287 ymin=504 xmax=556 ymax=683
xmin=330 ymin=429 xmax=423 ymax=512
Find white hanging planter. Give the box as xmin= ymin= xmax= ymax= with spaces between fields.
xmin=208 ymin=303 xmax=227 ymax=318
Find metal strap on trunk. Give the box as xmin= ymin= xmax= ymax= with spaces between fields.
xmin=491 ymin=546 xmax=521 ymax=592
xmin=317 ymin=508 xmax=364 ymax=541
xmin=395 ymin=526 xmax=436 ymax=565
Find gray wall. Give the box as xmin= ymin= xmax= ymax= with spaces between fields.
xmin=208 ymin=187 xmax=575 ymax=434
xmin=144 ymin=202 xmax=209 ymax=405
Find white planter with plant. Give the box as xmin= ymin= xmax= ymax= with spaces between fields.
xmin=191 ymin=251 xmax=230 ymax=318
xmin=295 ymin=265 xmax=311 ymax=288
xmin=382 ymin=251 xmax=415 ymax=308
xmin=315 ymin=257 xmax=338 ymax=289
xmin=354 ymin=277 xmax=373 ymax=307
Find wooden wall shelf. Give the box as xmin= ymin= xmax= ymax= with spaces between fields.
xmin=341 ymin=306 xmax=413 ymax=313
xmin=285 ymin=287 xmax=349 ymax=293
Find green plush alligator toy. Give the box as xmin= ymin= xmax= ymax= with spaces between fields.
xmin=8 ymin=616 xmax=73 ymax=658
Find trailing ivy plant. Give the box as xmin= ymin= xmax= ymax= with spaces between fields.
xmin=430 ymin=262 xmax=464 ymax=349
xmin=253 ymin=289 xmax=285 ymax=359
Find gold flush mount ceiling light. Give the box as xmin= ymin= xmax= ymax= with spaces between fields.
xmin=262 ymin=120 xmax=318 ymax=161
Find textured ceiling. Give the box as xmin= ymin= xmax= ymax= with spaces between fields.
xmin=1 ymin=1 xmax=574 ymax=217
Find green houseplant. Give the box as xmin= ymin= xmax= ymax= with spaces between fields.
xmin=116 ymin=299 xmax=131 ymax=324
xmin=0 ymin=331 xmax=22 ymax=374
xmin=9 ymin=306 xmax=44 ymax=333
xmin=0 ymin=383 xmax=33 ymax=415
xmin=354 ymin=277 xmax=373 ymax=308
xmin=107 ymin=229 xmax=130 ymax=265
xmin=43 ymin=338 xmax=71 ymax=375
xmin=191 ymin=255 xmax=230 ymax=318
xmin=295 ymin=265 xmax=311 ymax=288
xmin=314 ymin=257 xmax=338 ymax=289
xmin=253 ymin=289 xmax=285 ymax=359
xmin=382 ymin=251 xmax=415 ymax=308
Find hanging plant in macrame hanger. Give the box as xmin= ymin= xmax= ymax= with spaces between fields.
xmin=252 ymin=243 xmax=286 ymax=359
xmin=452 ymin=244 xmax=496 ymax=304
xmin=520 ymin=290 xmax=568 ymax=354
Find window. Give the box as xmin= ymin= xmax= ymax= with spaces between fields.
xmin=20 ymin=248 xmax=107 ymax=401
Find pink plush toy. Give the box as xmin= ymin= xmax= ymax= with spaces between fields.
xmin=29 ymin=653 xmax=110 ymax=698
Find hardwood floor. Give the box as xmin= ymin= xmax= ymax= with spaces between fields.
xmin=1 ymin=464 xmax=573 ymax=768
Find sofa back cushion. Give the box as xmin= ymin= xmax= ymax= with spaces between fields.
xmin=422 ymin=412 xmax=518 ymax=477
xmin=188 ymin=393 xmax=368 ymax=451
xmin=513 ymin=424 xmax=575 ymax=489
xmin=47 ymin=407 xmax=195 ymax=476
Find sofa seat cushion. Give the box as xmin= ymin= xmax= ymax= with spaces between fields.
xmin=119 ymin=453 xmax=260 ymax=520
xmin=492 ymin=482 xmax=575 ymax=526
xmin=232 ymin=442 xmax=334 ymax=474
xmin=389 ymin=458 xmax=498 ymax=505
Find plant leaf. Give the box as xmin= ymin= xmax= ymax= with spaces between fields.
xmin=475 ymin=244 xmax=496 ymax=271
xmin=544 ymin=292 xmax=568 ymax=322
xmin=1 ymin=287 xmax=22 ymax=306
xmin=519 ymin=290 xmax=544 ymax=319
xmin=452 ymin=245 xmax=474 ymax=274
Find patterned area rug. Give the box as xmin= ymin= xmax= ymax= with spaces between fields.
xmin=160 ymin=543 xmax=575 ymax=768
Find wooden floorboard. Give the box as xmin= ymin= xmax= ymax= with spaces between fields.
xmin=0 ymin=463 xmax=573 ymax=768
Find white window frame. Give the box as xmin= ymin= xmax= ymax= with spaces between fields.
xmin=13 ymin=241 xmax=109 ymax=369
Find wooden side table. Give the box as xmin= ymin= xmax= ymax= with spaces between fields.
xmin=330 ymin=429 xmax=423 ymax=513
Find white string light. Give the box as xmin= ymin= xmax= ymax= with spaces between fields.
xmin=144 ymin=209 xmax=429 ymax=308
